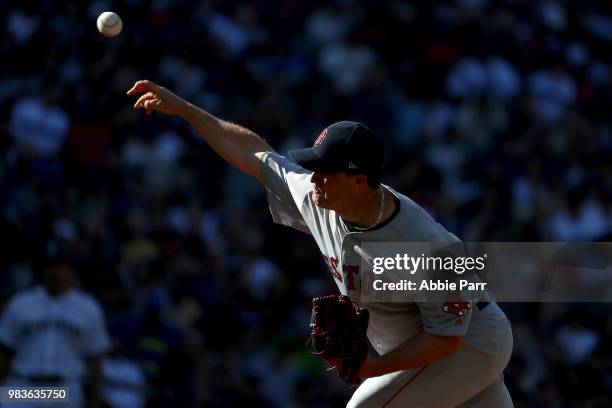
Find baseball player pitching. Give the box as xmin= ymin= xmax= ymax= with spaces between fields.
xmin=127 ymin=80 xmax=514 ymax=407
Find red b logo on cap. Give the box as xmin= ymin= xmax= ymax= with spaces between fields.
xmin=314 ymin=128 xmax=327 ymax=146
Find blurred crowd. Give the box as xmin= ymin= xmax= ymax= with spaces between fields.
xmin=1 ymin=0 xmax=611 ymax=406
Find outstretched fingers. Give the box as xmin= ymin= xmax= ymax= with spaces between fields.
xmin=143 ymin=99 xmax=161 ymax=115
xmin=134 ymin=92 xmax=156 ymax=109
xmin=126 ymin=80 xmax=158 ymax=96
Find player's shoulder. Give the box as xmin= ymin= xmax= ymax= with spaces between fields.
xmin=260 ymin=151 xmax=309 ymax=174
xmin=260 ymin=151 xmax=314 ymax=196
xmin=259 ymin=151 xmax=284 ymax=166
xmin=389 ymin=188 xmax=434 ymax=217
xmin=384 ymin=187 xmax=461 ymax=242
xmin=66 ymin=289 xmax=104 ymax=313
xmin=6 ymin=286 xmax=45 ymax=307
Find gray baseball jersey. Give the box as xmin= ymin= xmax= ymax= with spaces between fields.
xmin=260 ymin=152 xmax=510 ymax=356
xmin=0 ymin=286 xmax=111 ymax=379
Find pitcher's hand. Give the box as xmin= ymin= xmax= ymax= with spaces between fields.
xmin=126 ymin=80 xmax=186 ymax=116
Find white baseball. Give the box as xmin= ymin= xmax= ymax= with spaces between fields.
xmin=96 ymin=11 xmax=123 ymax=38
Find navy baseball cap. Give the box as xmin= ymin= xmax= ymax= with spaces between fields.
xmin=289 ymin=121 xmax=384 ymax=184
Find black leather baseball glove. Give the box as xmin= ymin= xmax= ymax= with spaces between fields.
xmin=307 ymin=295 xmax=369 ymax=384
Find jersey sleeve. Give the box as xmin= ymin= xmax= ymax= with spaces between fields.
xmin=83 ymin=299 xmax=112 ymax=357
xmin=259 ymin=151 xmax=313 ymax=234
xmin=0 ymin=298 xmax=18 ymax=349
xmin=417 ymin=297 xmax=473 ymax=337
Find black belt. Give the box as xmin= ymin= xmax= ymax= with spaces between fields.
xmin=476 ymin=301 xmax=490 ymax=311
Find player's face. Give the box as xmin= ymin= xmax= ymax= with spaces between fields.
xmin=43 ymin=264 xmax=74 ymax=295
xmin=310 ymin=171 xmax=356 ymax=210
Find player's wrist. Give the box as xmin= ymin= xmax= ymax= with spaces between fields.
xmin=179 ymin=100 xmax=208 ymax=122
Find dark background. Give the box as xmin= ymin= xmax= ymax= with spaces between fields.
xmin=0 ymin=0 xmax=611 ymax=406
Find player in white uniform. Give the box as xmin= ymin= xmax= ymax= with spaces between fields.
xmin=127 ymin=80 xmax=514 ymax=407
xmin=0 ymin=244 xmax=111 ymax=408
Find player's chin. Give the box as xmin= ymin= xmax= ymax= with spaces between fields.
xmin=312 ymin=191 xmax=329 ymax=208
